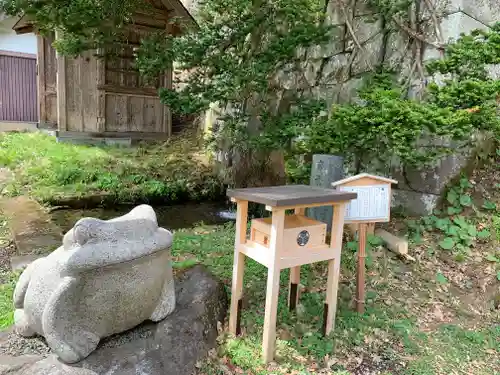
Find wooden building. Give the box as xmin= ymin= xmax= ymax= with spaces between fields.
xmin=12 ymin=0 xmax=195 ymax=140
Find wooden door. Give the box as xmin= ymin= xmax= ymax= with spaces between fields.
xmin=37 ymin=33 xmax=57 ymax=127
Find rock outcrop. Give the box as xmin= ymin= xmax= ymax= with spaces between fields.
xmin=0 ymin=266 xmax=228 ymax=375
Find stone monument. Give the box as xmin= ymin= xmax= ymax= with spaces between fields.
xmin=307 ymin=154 xmax=344 ymax=231
xmin=12 ymin=205 xmax=175 ymax=364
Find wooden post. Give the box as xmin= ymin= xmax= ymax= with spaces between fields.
xmin=55 ymin=32 xmax=67 ymax=131
xmin=262 ymin=208 xmax=285 ymax=363
xmin=36 ymin=34 xmax=46 ymax=124
xmin=356 ymin=223 xmax=367 ymax=313
xmin=288 ymin=207 xmax=304 ymax=310
xmin=96 ymin=48 xmax=106 ymax=133
xmin=323 ymin=203 xmax=346 ymax=336
xmin=229 ymin=200 xmax=248 ymax=335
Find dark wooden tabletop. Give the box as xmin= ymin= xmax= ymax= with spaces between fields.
xmin=227 ymin=185 xmax=357 ymax=207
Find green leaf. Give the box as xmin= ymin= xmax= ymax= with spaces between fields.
xmin=365 ymin=255 xmax=374 ymax=267
xmin=477 ymin=229 xmax=490 ymax=239
xmin=485 ymin=254 xmax=499 ymax=263
xmin=467 ymin=226 xmax=477 ymax=237
xmin=453 ymin=216 xmax=468 ymax=228
xmin=482 ymin=200 xmax=497 ymax=210
xmin=346 ymin=241 xmax=358 ymax=251
xmin=447 ymin=206 xmax=462 ymax=215
xmin=436 ymin=272 xmax=448 ymax=284
xmin=367 ymin=235 xmax=384 ymax=246
xmin=435 ymin=218 xmax=451 ymax=231
xmin=459 ymin=178 xmax=472 ymax=189
xmin=459 ymin=194 xmax=472 ymax=207
xmin=447 ymin=190 xmax=459 ymax=205
xmin=446 ymin=225 xmax=460 ymax=236
xmin=497 ymin=271 xmax=500 ymax=281
xmin=439 ymin=237 xmax=455 ymax=250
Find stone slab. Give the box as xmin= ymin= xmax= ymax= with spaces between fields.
xmin=424 ymin=11 xmax=490 ymax=61
xmin=0 ymin=266 xmax=228 ymax=375
xmin=0 ymin=122 xmax=37 ymax=133
xmin=392 ymin=189 xmax=440 ymax=216
xmin=0 ymin=197 xmax=62 ymax=255
xmin=445 ymin=0 xmax=500 ymax=26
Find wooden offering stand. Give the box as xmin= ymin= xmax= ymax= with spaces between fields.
xmin=226 ymin=185 xmax=357 ymax=363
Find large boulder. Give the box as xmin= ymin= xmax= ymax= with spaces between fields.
xmin=0 ymin=265 xmax=228 ymax=375
xmin=13 ymin=205 xmax=176 ymax=363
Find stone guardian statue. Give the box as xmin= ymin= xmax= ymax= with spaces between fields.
xmin=12 ymin=205 xmax=175 ymax=363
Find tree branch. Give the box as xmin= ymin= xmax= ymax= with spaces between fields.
xmin=392 ymin=15 xmax=444 ymax=50
xmin=422 ymin=0 xmax=444 ymax=45
xmin=338 ymin=0 xmax=374 ymax=71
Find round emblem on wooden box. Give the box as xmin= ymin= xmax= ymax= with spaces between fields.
xmin=297 ymin=230 xmax=310 ymax=246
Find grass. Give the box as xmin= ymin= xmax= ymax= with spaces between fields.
xmin=0 ymin=223 xmax=497 ymax=374
xmin=0 ymin=211 xmax=16 ymax=329
xmin=170 ymin=224 xmax=499 ymax=375
xmin=0 ymin=131 xmax=223 ymax=206
xmin=0 ymin=271 xmax=17 ymax=329
xmin=0 ymin=142 xmax=498 ymax=373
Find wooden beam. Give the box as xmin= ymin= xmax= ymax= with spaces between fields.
xmin=324 ymin=203 xmax=346 ymax=336
xmin=288 ymin=207 xmax=305 ymax=310
xmin=163 ymin=62 xmax=172 ymax=136
xmin=37 ymin=35 xmax=46 ymax=123
xmin=374 ymin=228 xmax=409 ymax=256
xmin=56 ymin=130 xmax=171 ymax=140
xmin=96 ymin=48 xmax=106 ymax=132
xmin=0 ymin=50 xmax=36 ymax=59
xmin=356 ymin=223 xmax=367 ymax=314
xmin=97 ymin=84 xmax=159 ymax=97
xmin=262 ymin=208 xmax=285 ymax=363
xmin=229 ymin=200 xmax=248 ymax=335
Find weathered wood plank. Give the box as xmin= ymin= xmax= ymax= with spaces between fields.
xmin=56 ymin=48 xmax=67 ymax=131
xmin=129 ymin=96 xmax=144 ymax=131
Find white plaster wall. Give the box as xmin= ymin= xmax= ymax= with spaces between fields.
xmin=0 ymin=16 xmax=37 ymax=54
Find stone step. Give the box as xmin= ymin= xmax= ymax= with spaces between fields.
xmin=0 ymin=196 xmax=62 ymax=256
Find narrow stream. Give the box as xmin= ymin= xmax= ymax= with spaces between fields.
xmin=50 ymin=202 xmax=236 ymax=233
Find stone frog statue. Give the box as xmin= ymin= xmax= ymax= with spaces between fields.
xmin=13 ymin=205 xmax=175 ymax=363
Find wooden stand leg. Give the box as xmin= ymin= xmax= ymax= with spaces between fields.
xmin=323 ymin=204 xmax=346 ymax=336
xmin=229 ymin=200 xmax=248 ymax=335
xmin=262 ymin=209 xmax=285 ymax=363
xmin=288 ymin=266 xmax=300 ymax=311
xmin=324 ymin=258 xmax=341 ymax=336
xmin=356 ymin=223 xmax=367 ymax=314
xmin=288 ymin=207 xmax=304 ymax=310
xmin=262 ymin=264 xmax=281 ymax=363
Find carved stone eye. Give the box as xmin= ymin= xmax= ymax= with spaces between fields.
xmin=297 ymin=230 xmax=310 ymax=246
